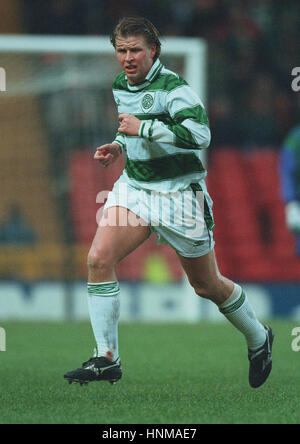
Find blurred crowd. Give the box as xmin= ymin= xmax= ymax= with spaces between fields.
xmin=21 ymin=0 xmax=300 ymax=150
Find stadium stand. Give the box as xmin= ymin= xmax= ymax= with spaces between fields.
xmin=0 ymin=96 xmax=63 ymax=243
xmin=0 ymin=95 xmax=65 ymax=279
xmin=207 ymin=148 xmax=300 ymax=282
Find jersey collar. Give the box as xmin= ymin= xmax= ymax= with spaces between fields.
xmin=126 ymin=59 xmax=163 ymax=91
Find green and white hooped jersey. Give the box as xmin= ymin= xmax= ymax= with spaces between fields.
xmin=112 ymin=59 xmax=211 ymax=193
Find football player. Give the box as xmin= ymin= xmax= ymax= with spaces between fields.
xmin=64 ymin=16 xmax=273 ymax=389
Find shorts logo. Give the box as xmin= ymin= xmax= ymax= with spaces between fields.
xmin=193 ymin=240 xmax=205 ymax=247
xmin=141 ymin=93 xmax=155 ymax=112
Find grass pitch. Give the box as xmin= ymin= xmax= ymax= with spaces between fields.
xmin=0 ymin=320 xmax=299 ymax=424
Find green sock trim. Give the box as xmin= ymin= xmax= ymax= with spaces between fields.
xmin=219 ymin=290 xmax=246 ymax=315
xmin=87 ymin=281 xmax=120 ymax=296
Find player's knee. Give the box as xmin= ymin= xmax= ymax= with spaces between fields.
xmin=87 ymin=248 xmax=115 ymax=274
xmin=189 ymin=279 xmax=214 ymax=300
xmin=190 ymin=276 xmax=230 ymax=304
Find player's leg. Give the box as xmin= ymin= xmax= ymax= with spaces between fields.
xmin=88 ymin=205 xmax=150 ymax=356
xmin=177 ymin=249 xmax=274 ymax=388
xmin=178 ymin=248 xmax=234 ymax=304
xmin=87 ymin=205 xmax=150 ymax=356
xmin=64 ymin=206 xmax=150 ymax=385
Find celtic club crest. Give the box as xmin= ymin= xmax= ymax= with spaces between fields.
xmin=141 ymin=93 xmax=155 ymax=112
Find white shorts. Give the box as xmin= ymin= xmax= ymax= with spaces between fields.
xmin=102 ymin=173 xmax=215 ymax=258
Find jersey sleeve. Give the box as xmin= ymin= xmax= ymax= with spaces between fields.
xmin=139 ymin=84 xmax=211 ymax=150
xmin=112 ymin=131 xmax=126 ymax=152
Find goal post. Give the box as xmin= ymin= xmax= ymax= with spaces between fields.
xmin=0 ymin=34 xmax=207 ymax=101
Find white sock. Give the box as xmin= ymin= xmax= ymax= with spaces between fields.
xmin=87 ymin=281 xmax=120 ymax=361
xmin=218 ymin=283 xmax=267 ymax=350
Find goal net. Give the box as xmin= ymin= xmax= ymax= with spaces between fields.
xmin=0 ymin=35 xmax=207 ymax=321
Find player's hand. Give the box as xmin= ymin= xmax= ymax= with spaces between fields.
xmin=94 ymin=143 xmax=122 ymax=167
xmin=286 ymin=201 xmax=300 ymax=233
xmin=118 ymin=113 xmax=141 ymax=136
